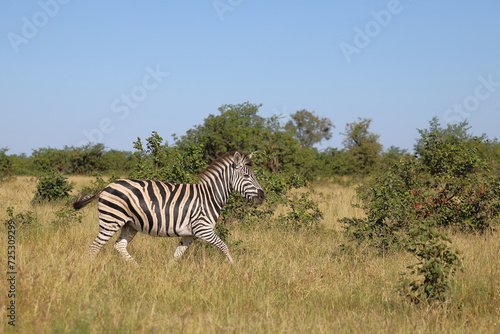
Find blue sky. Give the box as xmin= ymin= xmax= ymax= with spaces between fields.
xmin=1 ymin=0 xmax=499 ymax=155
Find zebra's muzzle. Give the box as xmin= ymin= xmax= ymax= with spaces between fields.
xmin=252 ymin=189 xmax=265 ymax=205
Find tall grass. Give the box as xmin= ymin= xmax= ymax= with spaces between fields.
xmin=0 ymin=176 xmax=498 ymax=333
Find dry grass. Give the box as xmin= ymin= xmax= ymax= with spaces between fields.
xmin=0 ymin=176 xmax=499 ymax=333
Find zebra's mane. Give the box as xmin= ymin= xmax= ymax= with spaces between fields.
xmin=199 ymin=151 xmax=252 ymax=181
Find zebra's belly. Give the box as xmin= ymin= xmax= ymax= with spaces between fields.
xmin=150 ymin=221 xmax=193 ymax=237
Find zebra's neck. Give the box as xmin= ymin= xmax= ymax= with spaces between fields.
xmin=198 ymin=159 xmax=233 ymax=214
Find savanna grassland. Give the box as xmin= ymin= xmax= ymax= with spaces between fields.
xmin=0 ymin=176 xmax=499 ymax=333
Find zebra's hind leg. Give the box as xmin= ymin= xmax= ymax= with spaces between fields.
xmin=173 ymin=237 xmax=195 ymax=262
xmin=90 ymin=219 xmax=121 ymax=259
xmin=114 ymin=223 xmax=138 ymax=263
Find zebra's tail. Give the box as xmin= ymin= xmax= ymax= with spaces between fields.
xmin=73 ymin=191 xmax=102 ymax=210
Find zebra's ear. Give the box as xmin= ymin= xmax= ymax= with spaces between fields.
xmin=233 ymin=151 xmax=242 ymax=168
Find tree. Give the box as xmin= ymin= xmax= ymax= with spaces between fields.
xmin=175 ymin=102 xmax=323 ymax=179
xmin=284 ymin=109 xmax=334 ymax=148
xmin=177 ymin=102 xmax=279 ymax=160
xmin=342 ymin=117 xmax=382 ymax=175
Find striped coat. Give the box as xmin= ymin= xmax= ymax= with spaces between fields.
xmin=74 ymin=151 xmax=264 ymax=264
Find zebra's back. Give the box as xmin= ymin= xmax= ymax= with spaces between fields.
xmin=98 ymin=179 xmax=201 ymax=237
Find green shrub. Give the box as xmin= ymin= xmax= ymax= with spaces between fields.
xmin=33 ymin=172 xmax=75 ymax=203
xmin=341 ymin=119 xmax=500 ymax=251
xmin=6 ymin=206 xmax=38 ymax=225
xmin=78 ymin=173 xmax=119 ymax=197
xmin=51 ymin=208 xmax=83 ymax=226
xmin=396 ymin=226 xmax=462 ymax=303
xmin=277 ymin=192 xmax=323 ymax=231
xmin=276 ymin=192 xmax=323 ymax=231
xmin=131 ymin=132 xmax=207 ymax=183
xmin=220 ymin=170 xmax=323 ymax=233
xmin=340 ymin=156 xmax=425 ymax=250
xmin=0 ymin=148 xmax=13 ymax=182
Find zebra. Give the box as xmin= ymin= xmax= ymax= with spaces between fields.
xmin=73 ymin=151 xmax=265 ymax=265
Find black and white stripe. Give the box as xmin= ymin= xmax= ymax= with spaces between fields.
xmin=74 ymin=151 xmax=265 ymax=264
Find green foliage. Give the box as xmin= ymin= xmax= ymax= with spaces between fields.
xmin=51 ymin=207 xmax=83 ymax=226
xmin=478 ymin=137 xmax=500 ymax=172
xmin=219 ymin=167 xmax=322 ymax=235
xmin=376 ymin=146 xmax=410 ymax=173
xmin=340 ymin=156 xmax=423 ymax=249
xmin=342 ymin=118 xmax=500 ymax=251
xmin=418 ymin=123 xmax=482 ymax=177
xmin=0 ymin=147 xmax=13 ymax=181
xmin=78 ymin=173 xmax=119 ymax=198
xmin=177 ymin=102 xmax=278 ymax=159
xmin=100 ymin=149 xmax=137 ymax=174
xmin=6 ymin=206 xmax=38 ymax=225
xmin=313 ymin=148 xmax=347 ymax=176
xmin=414 ymin=117 xmax=478 ymax=157
xmin=397 ymin=226 xmax=462 ymax=303
xmin=132 ymin=131 xmax=207 ymax=183
xmin=284 ymin=109 xmax=334 ymax=148
xmin=33 ymin=172 xmax=75 ymax=203
xmin=175 ymin=102 xmax=325 ymax=181
xmin=6 ymin=144 xmax=134 ymax=176
xmin=31 ymin=144 xmax=106 ymax=174
xmin=342 ymin=118 xmax=382 ymax=175
xmin=277 ymin=192 xmax=323 ymax=231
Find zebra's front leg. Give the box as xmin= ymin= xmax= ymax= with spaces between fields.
xmin=173 ymin=237 xmax=195 ymax=262
xmin=195 ymin=229 xmax=234 ymax=265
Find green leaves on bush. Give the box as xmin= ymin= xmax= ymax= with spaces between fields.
xmin=78 ymin=173 xmax=119 ymax=198
xmin=397 ymin=226 xmax=462 ymax=303
xmin=342 ymin=119 xmax=500 ymax=251
xmin=51 ymin=207 xmax=83 ymax=226
xmin=276 ymin=192 xmax=323 ymax=231
xmin=33 ymin=172 xmax=75 ymax=203
xmin=220 ymin=170 xmax=323 ymax=233
xmin=340 ymin=156 xmax=425 ymax=249
xmin=0 ymin=147 xmax=13 ymax=182
xmin=132 ymin=131 xmax=206 ymax=183
xmin=341 ymin=118 xmax=497 ymax=304
xmin=6 ymin=206 xmax=38 ymax=225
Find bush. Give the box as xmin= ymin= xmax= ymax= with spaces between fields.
xmin=51 ymin=208 xmax=83 ymax=226
xmin=341 ymin=119 xmax=500 ymax=251
xmin=131 ymin=132 xmax=207 ymax=183
xmin=220 ymin=169 xmax=322 ymax=233
xmin=340 ymin=156 xmax=425 ymax=250
xmin=33 ymin=172 xmax=75 ymax=203
xmin=6 ymin=206 xmax=38 ymax=225
xmin=78 ymin=173 xmax=119 ymax=197
xmin=276 ymin=192 xmax=323 ymax=231
xmin=397 ymin=226 xmax=462 ymax=303
xmin=0 ymin=148 xmax=13 ymax=182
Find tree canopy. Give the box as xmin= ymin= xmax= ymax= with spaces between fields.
xmin=284 ymin=109 xmax=334 ymax=148
xmin=341 ymin=117 xmax=382 ymax=174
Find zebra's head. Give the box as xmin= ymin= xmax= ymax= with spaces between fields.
xmin=231 ymin=152 xmax=265 ymax=205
